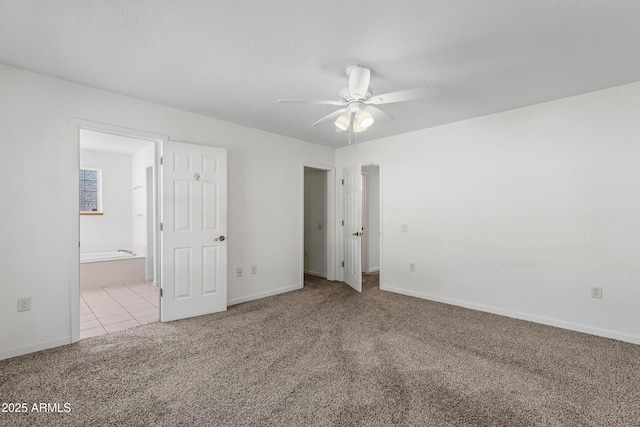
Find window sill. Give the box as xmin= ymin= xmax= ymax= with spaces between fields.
xmin=80 ymin=212 xmax=104 ymax=216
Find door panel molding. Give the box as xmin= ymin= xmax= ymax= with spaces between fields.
xmin=343 ymin=163 xmax=362 ymax=292
xmin=161 ymin=141 xmax=227 ymax=322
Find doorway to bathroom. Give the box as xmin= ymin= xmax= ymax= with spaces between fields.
xmin=78 ymin=128 xmax=160 ymax=339
xmin=301 ymin=163 xmax=336 ymax=287
xmin=303 ymin=167 xmax=328 ymax=279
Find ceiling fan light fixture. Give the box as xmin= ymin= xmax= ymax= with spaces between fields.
xmin=334 ymin=111 xmax=351 ymax=131
xmin=277 ymin=65 xmax=440 ymax=143
xmin=356 ymin=109 xmax=374 ymax=128
xmin=354 ymin=120 xmax=368 ymax=133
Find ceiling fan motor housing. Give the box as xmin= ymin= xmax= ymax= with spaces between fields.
xmin=339 ymin=86 xmax=372 ymax=103
xmin=346 ymin=64 xmax=371 ymax=99
xmin=348 ymin=101 xmax=364 ymax=113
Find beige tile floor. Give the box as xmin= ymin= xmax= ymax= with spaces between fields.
xmin=80 ymin=282 xmax=159 ymax=339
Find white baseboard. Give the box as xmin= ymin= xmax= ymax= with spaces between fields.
xmin=384 ymin=286 xmax=640 ymax=346
xmin=227 ymin=284 xmax=302 ymax=306
xmin=304 ymin=270 xmax=326 ymax=278
xmin=366 ymin=267 xmax=380 ymax=273
xmin=0 ymin=336 xmax=72 ymax=361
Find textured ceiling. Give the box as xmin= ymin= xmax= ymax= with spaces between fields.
xmin=1 ymin=1 xmax=639 ymax=148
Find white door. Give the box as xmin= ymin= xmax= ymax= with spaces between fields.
xmin=343 ymin=164 xmax=362 ymax=292
xmin=161 ymin=141 xmax=227 ymax=322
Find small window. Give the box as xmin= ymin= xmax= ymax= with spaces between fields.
xmin=80 ymin=168 xmax=102 ymax=215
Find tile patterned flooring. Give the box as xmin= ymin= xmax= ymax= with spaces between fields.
xmin=80 ymin=282 xmax=159 ymax=340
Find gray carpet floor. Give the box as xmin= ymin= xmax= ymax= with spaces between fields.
xmin=1 ymin=273 xmax=639 ymax=426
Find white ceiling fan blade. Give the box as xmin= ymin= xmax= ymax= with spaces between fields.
xmin=366 ymin=87 xmax=440 ymax=105
xmin=348 ymin=65 xmax=370 ymax=99
xmin=366 ymin=106 xmax=395 ymax=124
xmin=311 ymin=108 xmax=348 ymax=127
xmin=277 ymin=99 xmax=345 ymax=106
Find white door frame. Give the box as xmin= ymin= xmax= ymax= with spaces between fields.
xmin=69 ymin=119 xmax=167 ymax=343
xmin=300 ymin=162 xmax=336 ymax=284
xmin=361 ymin=170 xmax=369 ymax=274
xmin=145 ymin=165 xmax=155 ymax=282
xmin=361 ymin=161 xmax=384 ymax=289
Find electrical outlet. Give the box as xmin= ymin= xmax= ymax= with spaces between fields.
xmin=591 ymin=286 xmax=603 ymax=299
xmin=409 ymin=263 xmax=415 ymax=272
xmin=237 ymin=268 xmax=243 ymax=278
xmin=17 ymin=297 xmax=31 ymax=312
xmin=401 ymin=224 xmax=409 ymax=233
xmin=251 ymin=265 xmax=257 ymax=274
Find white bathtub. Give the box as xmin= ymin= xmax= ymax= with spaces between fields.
xmin=80 ymin=251 xmax=146 ymax=289
xmin=80 ymin=251 xmax=143 ymax=263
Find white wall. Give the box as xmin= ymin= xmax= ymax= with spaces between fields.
xmin=79 ymin=149 xmax=133 ymax=253
xmin=336 ymin=82 xmax=640 ymax=345
xmin=304 ymin=168 xmax=327 ymax=277
xmin=0 ymin=63 xmax=334 ymax=359
xmin=131 ymin=143 xmax=155 ymax=255
xmin=363 ymin=165 xmax=380 ymax=271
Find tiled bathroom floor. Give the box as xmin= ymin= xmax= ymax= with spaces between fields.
xmin=80 ymin=282 xmax=159 ymax=339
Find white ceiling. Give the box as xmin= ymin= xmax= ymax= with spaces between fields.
xmin=80 ymin=129 xmax=153 ymax=155
xmin=1 ymin=1 xmax=639 ymax=148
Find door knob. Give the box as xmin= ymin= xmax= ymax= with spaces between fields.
xmin=215 ymin=236 xmax=226 ymax=241
xmin=352 ymin=232 xmax=363 ymax=236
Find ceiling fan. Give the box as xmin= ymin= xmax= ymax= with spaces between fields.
xmin=277 ymin=65 xmax=439 ymax=142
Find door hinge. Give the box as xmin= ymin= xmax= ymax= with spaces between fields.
xmin=341 ymin=220 xmax=344 ymax=226
xmin=160 ymin=288 xmax=163 ymax=297
xmin=341 ymin=261 xmax=345 ymax=267
xmin=160 ymin=222 xmax=163 ymax=231
xmin=341 ymin=179 xmax=344 ymax=185
xmin=160 ymin=156 xmax=163 ymax=165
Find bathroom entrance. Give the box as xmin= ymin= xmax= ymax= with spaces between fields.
xmin=78 ymin=128 xmax=160 ymax=339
